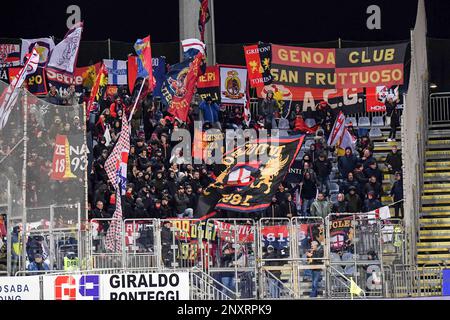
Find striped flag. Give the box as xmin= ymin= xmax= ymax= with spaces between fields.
xmin=337 ymin=128 xmax=357 ymax=156
xmin=327 ymin=111 xmax=346 ymax=147
xmin=104 ymin=115 xmax=130 ymax=252
xmin=181 ymin=38 xmax=206 ymax=60
xmin=0 ymin=46 xmax=40 ymax=130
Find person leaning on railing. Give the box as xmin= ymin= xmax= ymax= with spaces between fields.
xmin=306 ymin=241 xmax=324 ymax=298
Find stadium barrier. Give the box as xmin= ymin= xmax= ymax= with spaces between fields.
xmin=325 ymin=213 xmax=384 ymax=299
xmin=2 ymin=215 xmax=439 ymax=299
xmin=429 ymin=92 xmax=450 ymax=125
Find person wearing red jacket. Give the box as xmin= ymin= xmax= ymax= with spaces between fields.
xmin=110 ymin=96 xmax=126 ymax=118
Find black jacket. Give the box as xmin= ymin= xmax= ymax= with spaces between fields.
xmin=345 ymin=193 xmax=363 ymax=213
xmin=385 ymin=151 xmax=402 ymax=173
xmin=301 ymin=178 xmax=317 ymax=200
xmin=263 ymin=203 xmax=283 ymax=219
xmin=313 ymin=158 xmax=332 ymax=178
xmin=363 ymin=198 xmax=382 ymax=212
xmin=332 ymin=201 xmax=348 ymax=213
xmin=338 ymin=154 xmax=358 ymax=179
xmin=281 ymin=200 xmax=297 ymax=217
xmin=390 ymin=179 xmax=404 ymax=202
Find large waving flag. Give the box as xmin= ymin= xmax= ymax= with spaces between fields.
xmin=104 ymin=115 xmax=130 ymax=252
xmin=21 ymin=38 xmax=55 ymax=67
xmin=0 ymin=47 xmax=40 ymax=130
xmin=47 ymin=22 xmax=83 ymax=74
xmin=168 ymin=52 xmax=204 ymax=122
xmin=86 ymin=63 xmax=108 ymax=120
xmin=182 ymin=38 xmax=206 ymax=60
xmin=337 ymin=127 xmax=357 ymax=156
xmin=103 ymin=59 xmax=127 ymax=85
xmin=198 ymin=0 xmax=211 ymax=43
xmin=327 ymin=111 xmax=346 ymax=147
xmin=196 ymin=135 xmax=305 ymax=217
xmin=134 ymin=36 xmax=153 ymax=84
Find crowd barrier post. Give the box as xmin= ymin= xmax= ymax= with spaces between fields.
xmin=292 ymin=216 xmax=327 ymax=299
xmin=122 ymin=219 xmax=159 ymax=271
xmin=208 ymin=218 xmax=258 ymax=300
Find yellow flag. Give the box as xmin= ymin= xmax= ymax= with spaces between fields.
xmin=350 ymin=278 xmax=363 ymax=296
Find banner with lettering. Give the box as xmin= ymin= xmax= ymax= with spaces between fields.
xmin=271 ymin=43 xmax=407 ymax=89
xmin=335 ymin=44 xmax=408 ymax=89
xmin=244 ymin=43 xmax=273 ymax=87
xmin=197 ymin=65 xmax=220 ymax=102
xmin=46 ymin=63 xmax=102 ymax=98
xmin=197 ymin=135 xmax=304 ymax=215
xmin=9 ymin=66 xmax=47 ymax=95
xmin=329 ymin=217 xmax=354 ymax=252
xmin=0 ymin=44 xmax=21 ymax=68
xmin=50 ymin=134 xmax=87 ymax=181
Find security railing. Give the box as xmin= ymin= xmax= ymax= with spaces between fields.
xmin=2 ymin=216 xmax=442 ymax=300
xmin=429 ymin=93 xmax=450 ymax=125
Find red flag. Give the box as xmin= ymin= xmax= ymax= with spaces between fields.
xmin=127 ymin=56 xmax=138 ymax=94
xmin=168 ymin=53 xmax=204 ymax=122
xmin=86 ymin=63 xmax=108 ymax=120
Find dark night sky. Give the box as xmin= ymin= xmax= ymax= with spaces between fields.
xmin=0 ymin=0 xmax=450 ymax=43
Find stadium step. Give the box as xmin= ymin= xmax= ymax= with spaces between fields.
xmin=426 ymin=150 xmax=450 ymax=160
xmin=419 ymin=229 xmax=450 ymax=240
xmin=421 ymin=194 xmax=450 ymax=204
xmin=421 ymin=205 xmax=450 ymax=217
xmin=417 ymin=242 xmax=450 ymax=252
xmin=423 ymin=172 xmax=450 ymax=182
xmin=420 ymin=218 xmax=450 ymax=228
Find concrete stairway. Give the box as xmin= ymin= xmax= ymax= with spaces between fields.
xmin=418 ymin=127 xmax=450 ymax=267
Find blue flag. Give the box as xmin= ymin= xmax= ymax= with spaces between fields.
xmin=160 ymin=58 xmax=193 ymax=107
xmin=152 ymin=57 xmax=166 ymax=98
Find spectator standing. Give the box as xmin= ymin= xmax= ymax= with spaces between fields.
xmin=385 ymin=94 xmax=401 ymax=142
xmin=310 ymin=193 xmax=332 ymax=219
xmin=390 ymin=171 xmax=404 ymax=219
xmin=306 ymin=241 xmax=324 ymax=298
xmin=345 ymin=186 xmax=363 ymax=213
xmin=199 ymin=96 xmax=221 ymax=129
xmin=338 ymin=147 xmax=359 ymax=180
xmin=332 ymin=193 xmax=348 ymax=214
xmin=313 ymin=152 xmax=332 ymax=196
xmin=260 ymin=90 xmax=277 ymax=130
xmin=385 ymin=145 xmax=402 ymax=176
xmin=300 ymin=172 xmax=318 ymax=216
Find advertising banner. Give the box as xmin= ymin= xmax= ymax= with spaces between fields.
xmin=42 ymin=273 xmax=189 ymax=300
xmin=0 ymin=276 xmax=41 ymax=300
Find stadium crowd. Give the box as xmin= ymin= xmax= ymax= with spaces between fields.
xmin=86 ymin=87 xmax=404 ymax=222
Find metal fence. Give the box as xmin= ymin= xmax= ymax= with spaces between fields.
xmin=1 ymin=216 xmax=443 ymax=299
xmin=429 ymin=93 xmax=450 ymax=125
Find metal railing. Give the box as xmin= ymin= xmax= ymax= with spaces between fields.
xmin=429 ymin=92 xmax=450 ymax=125
xmin=190 ymin=267 xmax=234 ymax=300
xmin=388 ymin=264 xmax=443 ymax=298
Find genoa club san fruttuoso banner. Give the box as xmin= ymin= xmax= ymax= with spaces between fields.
xmin=245 ymin=42 xmax=408 ymax=114
xmin=269 ymin=43 xmax=408 ymax=89
xmin=197 ymin=135 xmax=304 ymax=215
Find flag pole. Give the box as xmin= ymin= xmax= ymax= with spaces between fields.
xmin=20 ymin=86 xmax=28 ymax=272
xmin=128 ymin=77 xmax=147 ymax=123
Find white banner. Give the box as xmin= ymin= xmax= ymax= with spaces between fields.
xmin=220 ymin=66 xmax=247 ymax=105
xmin=47 ymin=22 xmax=83 ymax=74
xmin=0 ymin=276 xmax=41 ymax=300
xmin=42 ymin=272 xmax=189 ymax=300
xmin=21 ymin=37 xmax=55 ymax=67
xmin=103 ymin=59 xmax=128 ymax=85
